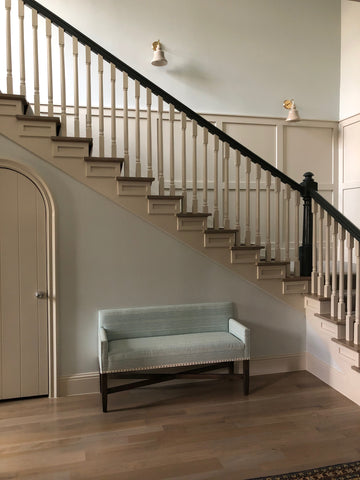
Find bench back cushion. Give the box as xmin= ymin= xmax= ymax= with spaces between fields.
xmin=99 ymin=302 xmax=234 ymax=341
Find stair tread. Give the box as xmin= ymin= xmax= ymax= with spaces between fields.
xmin=314 ymin=312 xmax=346 ymax=325
xmin=304 ymin=293 xmax=331 ymax=302
xmin=256 ymin=260 xmax=289 ymax=266
xmin=332 ymin=337 xmax=360 ymax=353
xmin=116 ymin=176 xmax=155 ymax=182
xmin=177 ymin=212 xmax=211 ymax=217
xmin=0 ymin=93 xmax=27 ymax=103
xmin=16 ymin=114 xmax=61 ymax=124
xmin=148 ymin=195 xmax=183 ymax=200
xmin=283 ymin=276 xmax=311 ymax=282
xmin=51 ymin=135 xmax=93 ymax=144
xmin=85 ymin=157 xmax=124 ymax=163
xmin=204 ymin=228 xmax=237 ymax=233
xmin=351 ymin=366 xmax=360 ymax=373
xmin=231 ymin=244 xmax=264 ymax=251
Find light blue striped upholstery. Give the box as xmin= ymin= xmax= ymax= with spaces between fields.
xmin=98 ymin=302 xmax=250 ymax=373
xmin=99 ymin=302 xmax=234 ymax=340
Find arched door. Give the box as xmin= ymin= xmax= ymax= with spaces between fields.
xmin=0 ymin=167 xmax=48 ymax=399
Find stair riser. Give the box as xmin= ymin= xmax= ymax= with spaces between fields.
xmin=148 ymin=199 xmax=181 ymax=215
xmin=177 ymin=217 xmax=208 ymax=231
xmin=18 ymin=121 xmax=57 ymax=138
xmin=204 ymin=234 xmax=235 ymax=248
xmin=86 ymin=163 xmax=121 ymax=178
xmin=0 ymin=98 xmax=24 ymax=116
xmin=282 ymin=281 xmax=310 ymax=295
xmin=230 ymin=250 xmax=259 ymax=265
xmin=117 ymin=182 xmax=151 ymax=197
xmin=257 ymin=265 xmax=287 ymax=280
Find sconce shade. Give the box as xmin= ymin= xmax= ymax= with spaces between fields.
xmin=151 ymin=42 xmax=167 ymax=66
xmin=283 ymin=99 xmax=300 ymax=122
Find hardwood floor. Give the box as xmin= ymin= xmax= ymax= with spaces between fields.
xmin=0 ymin=371 xmax=360 ymax=479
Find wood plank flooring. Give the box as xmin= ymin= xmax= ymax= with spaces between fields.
xmin=0 ymin=371 xmax=360 ymax=479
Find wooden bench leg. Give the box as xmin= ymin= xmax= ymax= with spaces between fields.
xmin=100 ymin=373 xmax=108 ymax=412
xmin=243 ymin=360 xmax=250 ymax=395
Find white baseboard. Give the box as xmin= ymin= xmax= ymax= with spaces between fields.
xmin=58 ymin=353 xmax=306 ymax=397
xmin=306 ymin=352 xmax=360 ymax=406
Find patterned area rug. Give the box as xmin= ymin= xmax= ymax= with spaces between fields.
xmin=247 ymin=460 xmax=360 ymax=479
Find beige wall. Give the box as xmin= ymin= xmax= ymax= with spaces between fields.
xmin=0 ymin=0 xmax=341 ymax=120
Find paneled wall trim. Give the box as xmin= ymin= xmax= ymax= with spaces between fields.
xmin=339 ymin=113 xmax=360 ymax=226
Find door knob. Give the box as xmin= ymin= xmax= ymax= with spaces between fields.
xmin=35 ymin=291 xmax=46 ymax=299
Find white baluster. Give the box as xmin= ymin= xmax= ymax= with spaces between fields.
xmin=146 ymin=88 xmax=153 ymax=178
xmin=245 ymin=158 xmax=251 ymax=246
xmin=331 ymin=219 xmax=338 ymax=318
xmin=284 ymin=184 xmax=291 ymax=273
xmin=294 ymin=190 xmax=300 ymax=276
xmin=265 ymin=172 xmax=271 ymax=261
xmin=346 ymin=232 xmax=354 ymax=342
xmin=123 ymin=72 xmax=129 ymax=176
xmin=255 ymin=165 xmax=261 ymax=246
xmin=98 ymin=55 xmax=104 ymax=156
xmin=235 ymin=151 xmax=241 ymax=242
xmin=18 ymin=0 xmax=26 ymax=96
xmin=110 ymin=64 xmax=116 ymax=157
xmin=192 ymin=120 xmax=198 ymax=213
xmin=338 ymin=225 xmax=346 ymax=320
xmin=85 ymin=46 xmax=92 ymax=138
xmin=158 ymin=97 xmax=164 ymax=194
xmin=58 ymin=27 xmax=66 ymax=132
xmin=354 ymin=240 xmax=360 ymax=345
xmin=203 ymin=128 xmax=209 ymax=213
xmin=169 ymin=104 xmax=175 ymax=196
xmin=5 ymin=0 xmax=13 ymax=94
xmin=324 ymin=212 xmax=331 ymax=297
xmin=72 ymin=37 xmax=79 ymax=135
xmin=311 ymin=200 xmax=318 ymax=295
xmin=317 ymin=207 xmax=324 ymax=296
xmin=213 ymin=135 xmax=219 ymax=228
xmin=274 ymin=177 xmax=281 ymax=260
xmin=135 ymin=80 xmax=141 ymax=176
xmin=223 ymin=143 xmax=230 ymax=228
xmin=33 ymin=10 xmax=40 ymax=115
xmin=181 ymin=112 xmax=187 ymax=211
xmin=46 ymin=20 xmax=54 ymax=117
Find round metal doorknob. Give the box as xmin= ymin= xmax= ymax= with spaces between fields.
xmin=35 ymin=291 xmax=46 ymax=299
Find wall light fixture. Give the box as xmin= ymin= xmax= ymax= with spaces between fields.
xmin=283 ymin=99 xmax=300 ymax=122
xmin=151 ymin=40 xmax=167 ymax=66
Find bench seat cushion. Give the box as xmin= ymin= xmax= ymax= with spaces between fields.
xmin=104 ymin=331 xmax=246 ymax=373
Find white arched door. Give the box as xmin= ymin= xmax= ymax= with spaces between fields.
xmin=0 ymin=167 xmax=48 ymax=399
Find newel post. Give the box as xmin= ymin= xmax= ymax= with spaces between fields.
xmin=299 ymin=172 xmax=318 ymax=276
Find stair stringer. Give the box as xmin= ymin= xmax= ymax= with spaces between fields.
xmin=0 ymin=102 xmax=305 ymax=311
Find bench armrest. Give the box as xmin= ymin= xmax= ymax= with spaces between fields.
xmin=98 ymin=327 xmax=108 ymax=372
xmin=229 ymin=318 xmax=250 ymax=358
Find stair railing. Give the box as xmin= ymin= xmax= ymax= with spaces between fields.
xmin=2 ymin=0 xmax=360 ymax=344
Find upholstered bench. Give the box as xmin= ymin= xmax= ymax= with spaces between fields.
xmin=98 ymin=302 xmax=250 ymax=412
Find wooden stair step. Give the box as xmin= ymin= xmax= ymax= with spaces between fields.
xmin=85 ymin=156 xmax=124 ymax=164
xmin=176 ymin=212 xmax=211 ymax=231
xmin=256 ymin=260 xmax=289 ymax=280
xmin=84 ymin=157 xmax=123 ymax=178
xmin=230 ymin=244 xmax=263 ymax=265
xmin=204 ymin=228 xmax=237 ymax=248
xmin=332 ymin=337 xmax=360 ymax=353
xmin=51 ymin=136 xmax=93 ymax=158
xmin=116 ymin=176 xmax=155 ymax=182
xmin=116 ymin=176 xmax=155 ymax=197
xmin=0 ymin=93 xmax=28 ymax=113
xmin=147 ymin=195 xmax=183 ymax=215
xmin=282 ymin=276 xmax=310 ymax=294
xmin=314 ymin=313 xmax=346 ymax=326
xmin=148 ymin=195 xmax=183 ymax=200
xmin=16 ymin=114 xmax=61 ymax=136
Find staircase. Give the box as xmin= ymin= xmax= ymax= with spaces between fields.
xmin=1 ymin=0 xmax=360 ymax=404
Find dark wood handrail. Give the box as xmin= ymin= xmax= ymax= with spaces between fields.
xmin=22 ymin=0 xmax=360 ymax=242
xmin=22 ymin=0 xmax=302 ymax=192
xmin=311 ymin=190 xmax=360 ymax=242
